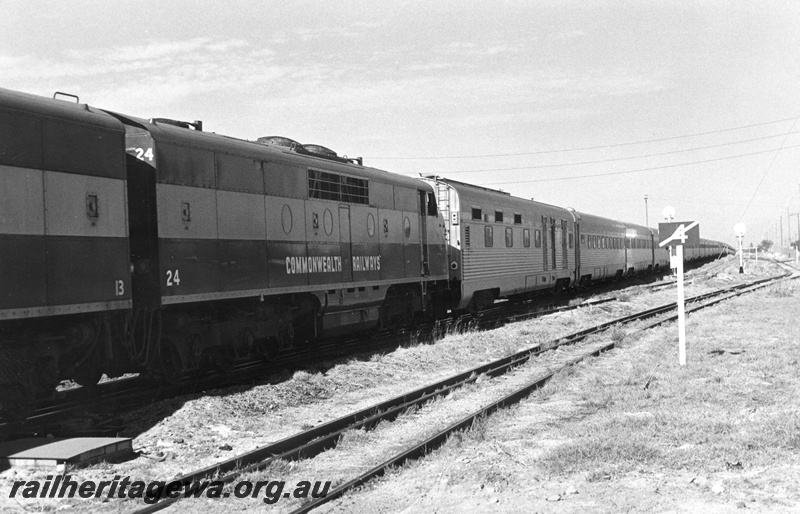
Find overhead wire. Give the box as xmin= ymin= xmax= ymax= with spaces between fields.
xmin=369 ymin=116 xmax=799 ymax=160
xmin=477 ymin=143 xmax=800 ymax=185
xmin=737 ymin=117 xmax=799 ymax=222
xmin=407 ymin=132 xmax=800 ymax=175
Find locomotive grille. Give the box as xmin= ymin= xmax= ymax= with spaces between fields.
xmin=308 ymin=169 xmax=369 ymax=204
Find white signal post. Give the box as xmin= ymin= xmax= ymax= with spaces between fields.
xmin=659 ymin=219 xmax=699 ymax=366
xmin=663 ymin=206 xmax=676 ymax=273
xmin=734 ymin=223 xmax=746 ymax=274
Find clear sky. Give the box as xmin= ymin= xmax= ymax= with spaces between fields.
xmin=3 ymin=0 xmax=800 ymax=246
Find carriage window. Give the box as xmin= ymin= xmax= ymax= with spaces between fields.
xmin=534 ymin=229 xmax=542 ymax=248
xmin=472 ymin=208 xmax=482 ymax=221
xmin=495 ymin=210 xmax=503 ymax=223
xmin=581 ymin=234 xmax=585 ymax=245
xmin=514 ymin=213 xmax=522 ymax=225
xmin=485 ymin=225 xmax=494 ymax=247
xmin=569 ymin=233 xmax=574 ymax=249
xmin=505 ymin=227 xmax=513 ymax=247
xmin=523 ymin=228 xmax=530 ymax=248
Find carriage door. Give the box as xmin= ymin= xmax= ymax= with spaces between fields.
xmin=561 ymin=219 xmax=568 ymax=269
xmin=542 ymin=216 xmax=549 ymax=270
xmin=550 ymin=217 xmax=557 ymax=270
xmin=339 ymin=206 xmax=353 ymax=282
xmin=650 ymin=232 xmax=655 ymax=265
xmin=418 ymin=191 xmax=429 ymax=276
xmin=574 ymin=221 xmax=581 ymax=282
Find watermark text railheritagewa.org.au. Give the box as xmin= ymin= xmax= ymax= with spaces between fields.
xmin=8 ymin=475 xmax=331 ymax=505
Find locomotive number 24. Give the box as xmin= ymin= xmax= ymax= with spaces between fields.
xmin=133 ymin=147 xmax=154 ymax=161
xmin=166 ymin=269 xmax=181 ymax=286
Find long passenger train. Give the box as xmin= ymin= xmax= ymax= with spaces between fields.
xmin=0 ymin=88 xmax=731 ymax=414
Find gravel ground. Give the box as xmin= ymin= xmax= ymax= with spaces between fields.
xmin=0 ymin=257 xmax=788 ymax=513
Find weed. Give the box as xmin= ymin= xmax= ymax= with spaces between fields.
xmin=538 ymin=432 xmax=661 ymax=476
xmin=767 ymin=281 xmax=797 ymax=297
xmin=609 ymin=326 xmax=627 ymax=346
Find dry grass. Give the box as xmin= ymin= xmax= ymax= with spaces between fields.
xmin=534 ymin=288 xmax=800 ymax=482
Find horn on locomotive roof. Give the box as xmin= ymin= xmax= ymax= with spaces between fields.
xmin=150 ymin=118 xmax=203 ymax=131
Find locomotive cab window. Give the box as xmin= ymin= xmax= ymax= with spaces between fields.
xmin=514 ymin=213 xmax=522 ymax=225
xmin=495 ymin=210 xmax=503 ymax=223
xmin=472 ymin=208 xmax=482 ymax=221
xmin=427 ymin=192 xmax=438 ymax=217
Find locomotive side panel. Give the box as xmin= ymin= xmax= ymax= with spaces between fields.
xmin=266 ymin=196 xmax=309 ymax=288
xmin=217 ymin=189 xmax=268 ymax=291
xmin=0 ymin=166 xmax=46 ymax=311
xmin=43 ymin=171 xmax=130 ymax=306
xmin=0 ymin=89 xmax=131 ymax=319
xmin=304 ymin=201 xmax=345 ymax=285
xmin=157 ymin=183 xmax=220 ymax=297
xmin=379 ymin=208 xmax=405 ymax=280
xmin=350 ymin=204 xmax=381 ymax=282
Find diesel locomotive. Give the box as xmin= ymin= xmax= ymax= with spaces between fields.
xmin=0 ymin=88 xmax=731 ymax=415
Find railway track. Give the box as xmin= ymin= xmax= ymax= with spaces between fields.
xmin=2 ymin=259 xmax=718 ymax=437
xmin=133 ymin=266 xmax=794 ymax=513
xmin=0 ymin=289 xmax=618 ymax=439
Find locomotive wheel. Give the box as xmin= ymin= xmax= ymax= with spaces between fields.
xmin=158 ymin=342 xmax=183 ymax=384
xmin=72 ymin=352 xmax=103 ymax=388
xmin=34 ymin=357 xmax=59 ymax=396
xmin=0 ymin=383 xmax=33 ymax=421
xmin=254 ymin=337 xmax=281 ymax=361
xmin=201 ymin=347 xmax=235 ymax=373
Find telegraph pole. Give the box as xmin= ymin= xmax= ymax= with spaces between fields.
xmin=644 ymin=194 xmax=649 ymax=227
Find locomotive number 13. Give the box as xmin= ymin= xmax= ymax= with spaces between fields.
xmin=166 ymin=269 xmax=181 ymax=286
xmin=114 ymin=280 xmax=125 ymax=296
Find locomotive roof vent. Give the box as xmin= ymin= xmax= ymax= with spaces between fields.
xmin=257 ymin=136 xmax=303 ymax=150
xmin=302 ymin=144 xmax=338 ymax=158
xmin=257 ymin=135 xmax=363 ymax=166
xmin=151 ymin=118 xmax=203 ymax=131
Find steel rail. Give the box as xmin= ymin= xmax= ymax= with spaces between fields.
xmin=133 ymin=271 xmax=788 ymax=513
xmin=290 ymin=272 xmax=790 ymax=513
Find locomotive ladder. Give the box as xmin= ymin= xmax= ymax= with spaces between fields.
xmin=436 ymin=181 xmax=452 ymax=245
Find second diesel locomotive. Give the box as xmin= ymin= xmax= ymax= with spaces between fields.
xmin=0 ymin=88 xmax=731 ymax=414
